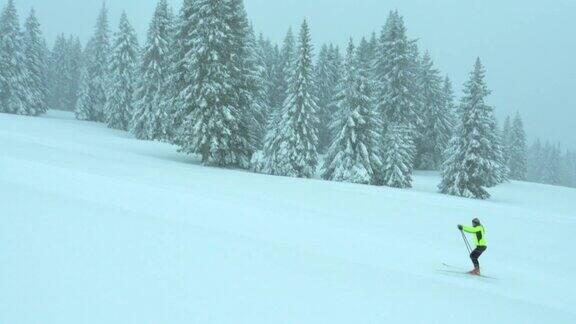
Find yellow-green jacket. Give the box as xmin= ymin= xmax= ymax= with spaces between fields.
xmin=462 ymin=225 xmax=487 ymax=247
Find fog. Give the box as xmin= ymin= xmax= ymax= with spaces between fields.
xmin=9 ymin=0 xmax=576 ymax=149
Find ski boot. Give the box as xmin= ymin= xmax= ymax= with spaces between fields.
xmin=468 ymin=267 xmax=481 ymax=276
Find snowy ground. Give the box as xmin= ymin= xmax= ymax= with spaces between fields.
xmin=1 ymin=110 xmax=575 ymax=324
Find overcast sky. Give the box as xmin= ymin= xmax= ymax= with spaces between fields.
xmin=7 ymin=0 xmax=576 ymax=150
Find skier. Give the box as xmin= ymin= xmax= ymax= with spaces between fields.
xmin=458 ymin=218 xmax=487 ymax=275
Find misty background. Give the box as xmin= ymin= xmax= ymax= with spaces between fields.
xmin=9 ymin=0 xmax=576 ymax=149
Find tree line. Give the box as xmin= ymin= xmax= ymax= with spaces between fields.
xmin=1 ymin=0 xmax=574 ymax=197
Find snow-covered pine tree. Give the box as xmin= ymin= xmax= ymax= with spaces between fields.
xmin=177 ymin=0 xmax=252 ymax=167
xmin=165 ymin=0 xmax=198 ymax=144
xmin=527 ymin=139 xmax=544 ymax=183
xmin=49 ymin=35 xmax=82 ymax=111
xmin=540 ymin=142 xmax=563 ymax=186
xmin=276 ymin=28 xmax=296 ymax=109
xmin=268 ymin=28 xmax=295 ymax=120
xmin=245 ymin=27 xmax=270 ymax=150
xmin=315 ymin=45 xmax=331 ymax=146
xmin=81 ymin=37 xmax=95 ymax=73
xmin=262 ymin=20 xmax=319 ymax=178
xmin=508 ymin=111 xmax=528 ymax=180
xmin=409 ymin=41 xmax=425 ymax=134
xmin=257 ymin=33 xmax=280 ymax=125
xmin=40 ymin=37 xmax=50 ymax=102
xmin=327 ymin=45 xmax=343 ymax=121
xmin=0 ymin=0 xmax=34 ymax=115
xmin=67 ymin=37 xmax=83 ymax=110
xmin=501 ymin=115 xmax=512 ymax=171
xmin=257 ymin=28 xmax=297 ymax=173
xmin=375 ymin=11 xmax=420 ymax=132
xmin=75 ymin=3 xmax=110 ymax=121
xmin=539 ymin=142 xmax=552 ymax=184
xmin=439 ymin=58 xmax=499 ymax=199
xmin=153 ymin=0 xmax=177 ymax=142
xmin=549 ymin=143 xmax=563 ymax=185
xmin=558 ymin=149 xmax=573 ymax=187
xmin=23 ymin=9 xmax=48 ymax=115
xmin=315 ymin=43 xmax=343 ymax=153
xmin=75 ymin=68 xmax=100 ymax=120
xmin=258 ymin=35 xmax=282 ymax=117
xmin=381 ymin=123 xmax=415 ymax=188
xmin=105 ymin=12 xmax=138 ymax=131
xmin=222 ymin=0 xmax=254 ymax=157
xmin=131 ymin=0 xmax=173 ymax=140
xmin=373 ymin=12 xmax=395 ymax=85
xmin=48 ymin=35 xmax=68 ymax=110
xmin=366 ymin=31 xmax=378 ymax=68
xmin=416 ymin=52 xmax=453 ymax=170
xmin=322 ymin=38 xmax=382 ymax=184
xmin=440 ymin=76 xmax=456 ymax=137
xmin=484 ymin=114 xmax=509 ymax=186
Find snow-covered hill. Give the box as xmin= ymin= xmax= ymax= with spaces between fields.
xmin=1 ymin=111 xmax=575 ymax=324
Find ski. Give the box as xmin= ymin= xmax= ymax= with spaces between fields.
xmin=438 ymin=263 xmax=497 ymax=279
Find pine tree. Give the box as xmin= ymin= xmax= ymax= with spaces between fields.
xmin=105 ymin=12 xmax=138 ymax=131
xmin=439 ymin=58 xmax=499 ymax=199
xmin=0 ymin=0 xmax=34 ymax=115
xmin=366 ymin=31 xmax=378 ymax=69
xmin=485 ymin=114 xmax=509 ymax=186
xmin=416 ymin=52 xmax=454 ymax=170
xmin=245 ymin=27 xmax=270 ymax=149
xmin=508 ymin=111 xmax=528 ymax=180
xmin=538 ymin=142 xmax=563 ymax=186
xmin=262 ymin=20 xmax=319 ymax=178
xmin=67 ymin=37 xmax=83 ymax=110
xmin=315 ymin=44 xmax=331 ymax=149
xmin=527 ymin=139 xmax=544 ymax=183
xmin=277 ymin=28 xmax=296 ymax=109
xmin=440 ymin=77 xmax=456 ymax=135
xmin=48 ymin=35 xmax=67 ymax=110
xmin=269 ymin=28 xmax=295 ymax=119
xmin=23 ymin=9 xmax=48 ymax=115
xmin=131 ymin=0 xmax=173 ymax=140
xmin=258 ymin=35 xmax=282 ymax=117
xmin=227 ymin=0 xmax=263 ymax=154
xmin=257 ymin=28 xmax=297 ymax=173
xmin=257 ymin=33 xmax=280 ymax=132
xmin=381 ymin=123 xmax=415 ymax=188
xmin=322 ymin=39 xmax=382 ymax=184
xmin=408 ymin=41 xmax=425 ymax=138
xmin=375 ymin=11 xmax=421 ymax=186
xmin=551 ymin=143 xmax=563 ymax=185
xmin=315 ymin=43 xmax=343 ymax=152
xmin=375 ymin=11 xmax=420 ymax=131
xmin=178 ymin=0 xmax=252 ymax=167
xmin=75 ymin=3 xmax=110 ymax=121
xmin=373 ymin=12 xmax=396 ymax=91
xmin=165 ymin=0 xmax=198 ymax=144
xmin=501 ymin=115 xmax=512 ymax=171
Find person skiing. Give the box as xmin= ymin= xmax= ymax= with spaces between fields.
xmin=458 ymin=218 xmax=487 ymax=275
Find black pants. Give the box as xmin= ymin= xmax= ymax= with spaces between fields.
xmin=470 ymin=246 xmax=487 ymax=268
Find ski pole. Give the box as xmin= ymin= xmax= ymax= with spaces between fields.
xmin=460 ymin=230 xmax=472 ymax=254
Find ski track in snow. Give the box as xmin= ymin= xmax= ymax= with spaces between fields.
xmin=1 ymin=111 xmax=575 ymax=323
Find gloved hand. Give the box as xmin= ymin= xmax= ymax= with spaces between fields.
xmin=458 ymin=224 xmax=463 ymax=230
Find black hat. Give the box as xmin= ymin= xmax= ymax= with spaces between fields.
xmin=472 ymin=218 xmax=481 ymax=226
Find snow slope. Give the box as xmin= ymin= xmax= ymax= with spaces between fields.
xmin=1 ymin=111 xmax=575 ymax=324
